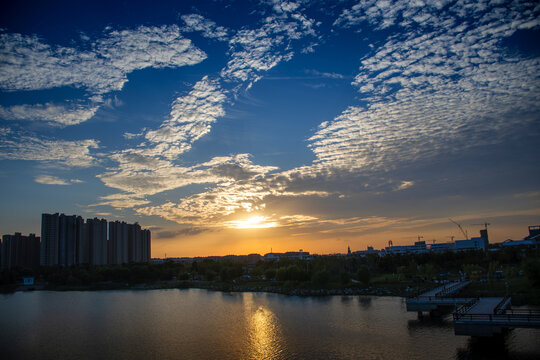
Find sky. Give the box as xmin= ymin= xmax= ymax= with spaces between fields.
xmin=0 ymin=0 xmax=539 ymax=257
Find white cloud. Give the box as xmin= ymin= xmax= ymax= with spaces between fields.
xmin=220 ymin=9 xmax=317 ymax=85
xmin=98 ymin=153 xmax=278 ymax=202
xmin=136 ymin=165 xmax=331 ymax=226
xmin=396 ymin=181 xmax=414 ymax=191
xmin=310 ymin=0 xmax=540 ymax=172
xmin=0 ymin=133 xmax=99 ymax=167
xmin=0 ymin=102 xmax=99 ymax=126
xmin=34 ymin=175 xmax=82 ymax=185
xmin=0 ymin=25 xmax=206 ymax=94
xmin=91 ymin=193 xmax=150 ymax=209
xmin=181 ymin=14 xmax=229 ymax=41
xmin=143 ymin=76 xmax=227 ymax=160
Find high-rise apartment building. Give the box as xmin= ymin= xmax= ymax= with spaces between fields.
xmin=87 ymin=218 xmax=107 ymax=266
xmin=1 ymin=233 xmax=40 ymax=269
xmin=40 ymin=213 xmax=150 ymax=267
xmin=41 ymin=213 xmax=60 ymax=266
xmin=109 ymin=221 xmax=129 ymax=265
xmin=109 ymin=221 xmax=151 ymax=264
xmin=127 ymin=223 xmax=151 ymax=263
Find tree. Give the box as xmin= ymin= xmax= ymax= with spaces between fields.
xmin=356 ymin=266 xmax=370 ymax=285
xmin=523 ymin=258 xmax=540 ymax=287
xmin=312 ymin=269 xmax=330 ymax=286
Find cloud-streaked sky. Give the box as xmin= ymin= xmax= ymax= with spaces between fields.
xmin=1 ymin=0 xmax=539 ymax=257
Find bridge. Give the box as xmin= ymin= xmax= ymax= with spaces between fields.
xmin=453 ymin=296 xmax=540 ymax=337
xmin=404 ymin=280 xmax=540 ymax=337
xmin=406 ymin=280 xmax=472 ymax=313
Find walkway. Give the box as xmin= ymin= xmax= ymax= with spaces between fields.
xmin=405 ymin=280 xmax=472 ymax=312
xmin=453 ymin=296 xmax=540 ymax=336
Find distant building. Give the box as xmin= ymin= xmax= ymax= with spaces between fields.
xmin=384 ymin=241 xmax=428 ymax=255
xmin=109 ymin=221 xmax=129 ymax=264
xmin=127 ymin=223 xmax=151 ymax=263
xmin=41 ymin=213 xmax=60 ymax=266
xmin=500 ymin=225 xmax=540 ymax=248
xmin=429 ymin=242 xmax=456 ymax=253
xmin=455 ymin=237 xmax=487 ymax=251
xmin=353 ymin=246 xmax=380 ymax=256
xmin=263 ymin=249 xmax=310 ymax=261
xmin=1 ymin=233 xmax=40 ymax=269
xmin=87 ymin=218 xmax=108 ymax=266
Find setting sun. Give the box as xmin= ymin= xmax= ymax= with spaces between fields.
xmin=227 ymin=216 xmax=277 ymax=229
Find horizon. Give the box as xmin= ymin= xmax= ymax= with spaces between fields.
xmin=1 ymin=0 xmax=539 ymax=259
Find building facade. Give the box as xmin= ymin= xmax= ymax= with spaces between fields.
xmin=87 ymin=218 xmax=108 ymax=266
xmin=1 ymin=233 xmax=40 ymax=269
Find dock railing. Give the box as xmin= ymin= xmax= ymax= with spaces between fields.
xmin=453 ymin=309 xmax=540 ymax=323
xmin=436 ymin=280 xmax=471 ymax=297
xmin=455 ymin=297 xmax=479 ymax=316
xmin=493 ymin=295 xmax=511 ymax=314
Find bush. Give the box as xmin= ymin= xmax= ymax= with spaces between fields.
xmin=356 ymin=266 xmax=370 ymax=285
xmin=523 ymin=258 xmax=540 ymax=287
xmin=276 ymin=265 xmax=309 ymax=282
xmin=312 ymin=269 xmax=330 ymax=286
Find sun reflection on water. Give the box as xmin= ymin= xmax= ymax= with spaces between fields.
xmin=244 ymin=295 xmax=284 ymax=359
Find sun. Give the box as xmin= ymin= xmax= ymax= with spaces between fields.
xmin=228 ymin=216 xmax=277 ymax=229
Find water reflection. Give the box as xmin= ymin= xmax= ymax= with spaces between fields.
xmin=358 ymin=296 xmax=372 ymax=309
xmin=244 ymin=295 xmax=285 ymax=360
xmin=407 ymin=314 xmax=453 ymax=333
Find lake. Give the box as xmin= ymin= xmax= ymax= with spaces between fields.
xmin=1 ymin=289 xmax=539 ymax=359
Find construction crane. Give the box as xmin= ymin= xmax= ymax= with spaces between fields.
xmin=473 ymin=222 xmax=491 ymax=230
xmin=449 ymin=218 xmax=468 ymax=240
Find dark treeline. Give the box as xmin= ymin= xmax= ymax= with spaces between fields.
xmin=2 ymin=247 xmax=539 ymax=296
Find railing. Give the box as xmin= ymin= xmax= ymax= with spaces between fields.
xmin=453 ymin=311 xmax=540 ymax=324
xmin=493 ymin=295 xmax=511 ymax=314
xmin=406 ymin=280 xmax=470 ymax=299
xmin=455 ymin=297 xmax=479 ymax=315
xmin=409 ymin=296 xmax=473 ymax=303
xmin=436 ymin=280 xmax=471 ymax=297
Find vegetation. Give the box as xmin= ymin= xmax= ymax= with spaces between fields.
xmin=1 ymin=247 xmax=539 ymax=304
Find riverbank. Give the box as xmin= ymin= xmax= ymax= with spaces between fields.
xmin=7 ymin=278 xmax=538 ymax=305
xmin=3 ymin=279 xmax=426 ymax=297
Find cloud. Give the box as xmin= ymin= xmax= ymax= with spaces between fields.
xmin=91 ymin=193 xmax=150 ymax=209
xmin=220 ymin=9 xmax=317 ymax=85
xmin=181 ymin=14 xmax=229 ymax=41
xmin=0 ymin=102 xmax=99 ymax=126
xmin=154 ymin=227 xmax=213 ymax=239
xmin=34 ymin=175 xmax=82 ymax=185
xmin=135 ymin=165 xmax=331 ymax=226
xmin=143 ymin=76 xmax=227 ymax=160
xmin=0 ymin=26 xmax=207 ymax=94
xmin=0 ymin=133 xmax=99 ymax=167
xmin=309 ymin=0 xmax=540 ymax=172
xmin=306 ymin=69 xmax=345 ymax=79
xmin=98 ymin=153 xmax=278 ymax=205
xmin=396 ymin=181 xmax=414 ymax=191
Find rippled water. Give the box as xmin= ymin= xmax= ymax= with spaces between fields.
xmin=1 ymin=289 xmax=539 ymax=359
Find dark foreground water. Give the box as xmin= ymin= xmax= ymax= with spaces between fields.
xmin=1 ymin=289 xmax=539 ymax=359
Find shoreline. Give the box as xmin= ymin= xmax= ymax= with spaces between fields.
xmin=3 ymin=281 xmax=411 ymax=297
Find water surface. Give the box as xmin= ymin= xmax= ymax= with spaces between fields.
xmin=1 ymin=289 xmax=539 ymax=359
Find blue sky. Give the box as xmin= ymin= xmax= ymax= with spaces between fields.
xmin=1 ymin=0 xmax=539 ymax=257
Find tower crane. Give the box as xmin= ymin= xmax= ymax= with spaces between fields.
xmin=449 ymin=218 xmax=468 ymax=240
xmin=473 ymin=222 xmax=491 ymax=230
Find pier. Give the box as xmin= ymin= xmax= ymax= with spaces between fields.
xmin=453 ymin=296 xmax=540 ymax=337
xmin=406 ymin=280 xmax=472 ymax=313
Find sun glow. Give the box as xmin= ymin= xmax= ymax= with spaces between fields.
xmin=228 ymin=216 xmax=277 ymax=229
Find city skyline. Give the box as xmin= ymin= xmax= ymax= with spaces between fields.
xmin=1 ymin=0 xmax=539 ymax=258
